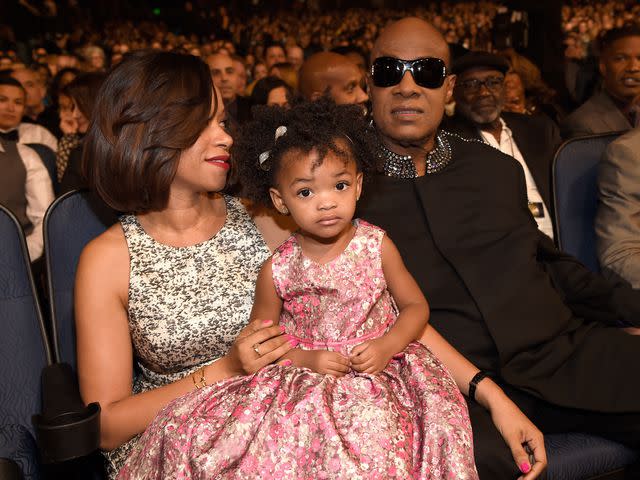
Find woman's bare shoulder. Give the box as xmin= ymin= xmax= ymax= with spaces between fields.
xmin=78 ymin=222 xmax=129 ymax=273
xmin=240 ymin=199 xmax=296 ymax=251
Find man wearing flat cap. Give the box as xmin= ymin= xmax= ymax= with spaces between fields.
xmin=443 ymin=51 xmax=561 ymax=239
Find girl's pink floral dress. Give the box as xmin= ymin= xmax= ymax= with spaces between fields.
xmin=118 ymin=220 xmax=478 ymax=480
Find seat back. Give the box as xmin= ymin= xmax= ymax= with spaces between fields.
xmin=552 ymin=132 xmax=623 ymax=272
xmin=25 ymin=143 xmax=59 ymax=195
xmin=44 ymin=190 xmax=117 ymax=369
xmin=0 ymin=204 xmax=52 ymax=479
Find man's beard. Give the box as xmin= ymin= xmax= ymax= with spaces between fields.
xmin=456 ymin=99 xmax=502 ymax=125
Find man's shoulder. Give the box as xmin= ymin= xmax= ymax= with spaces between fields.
xmin=562 ymin=92 xmax=611 ymax=131
xmin=440 ymin=114 xmax=478 ymax=140
xmin=18 ymin=122 xmax=57 ymax=141
xmin=236 ymin=95 xmax=252 ymax=107
xmin=503 ymin=111 xmax=556 ymax=131
xmin=444 ymin=130 xmax=522 ymax=175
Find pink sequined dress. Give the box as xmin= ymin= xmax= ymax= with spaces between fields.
xmin=118 ymin=220 xmax=478 ymax=480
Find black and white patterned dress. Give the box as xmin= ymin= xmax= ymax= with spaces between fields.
xmin=103 ymin=195 xmax=271 ymax=478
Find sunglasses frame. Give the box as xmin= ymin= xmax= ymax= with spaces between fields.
xmin=370 ymin=56 xmax=449 ymax=89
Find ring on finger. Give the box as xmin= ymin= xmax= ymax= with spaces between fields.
xmin=252 ymin=343 xmax=261 ymax=356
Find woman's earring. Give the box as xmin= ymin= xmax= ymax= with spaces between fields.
xmin=281 ymin=206 xmax=289 ymax=215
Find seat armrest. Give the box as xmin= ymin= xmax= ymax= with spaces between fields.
xmin=32 ymin=363 xmax=101 ymax=464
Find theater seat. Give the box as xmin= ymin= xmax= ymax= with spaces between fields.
xmin=545 ymin=433 xmax=638 ymax=480
xmin=44 ymin=189 xmax=117 ymax=370
xmin=552 ymin=132 xmax=624 ymax=272
xmin=550 ymin=132 xmax=639 ymax=478
xmin=0 ymin=204 xmax=52 ymax=480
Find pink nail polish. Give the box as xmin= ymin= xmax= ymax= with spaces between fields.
xmin=519 ymin=462 xmax=531 ymax=474
xmin=281 ymin=359 xmax=293 ymax=366
xmin=289 ymin=339 xmax=298 ymax=347
xmin=261 ymin=319 xmax=272 ymax=326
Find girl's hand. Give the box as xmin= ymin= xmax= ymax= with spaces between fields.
xmin=295 ymin=350 xmax=351 ymax=377
xmin=226 ymin=319 xmax=292 ymax=376
xmin=350 ymin=337 xmax=396 ymax=374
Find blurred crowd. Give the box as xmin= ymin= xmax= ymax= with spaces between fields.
xmin=0 ymin=1 xmax=638 ymax=232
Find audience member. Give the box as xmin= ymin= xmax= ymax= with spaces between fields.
xmin=231 ymin=55 xmax=248 ymax=97
xmin=357 ymin=17 xmax=640 ymax=479
xmin=206 ymin=52 xmax=252 ymax=126
xmin=0 ymin=77 xmax=55 ymax=261
xmin=497 ymin=48 xmax=565 ymax=124
xmin=269 ymin=61 xmax=298 ymax=92
xmin=445 ymin=51 xmax=560 ymax=239
xmin=299 ymin=52 xmax=368 ymax=109
xmin=75 ymin=51 xmax=292 ymax=478
xmin=562 ymin=25 xmax=640 ymax=138
xmin=10 ymin=65 xmax=60 ymax=135
xmin=250 ymin=76 xmax=293 ymax=108
xmin=58 ymin=72 xmax=106 ymax=193
xmin=0 ymin=74 xmax=57 ymax=152
xmin=285 ymin=44 xmax=304 ymax=71
xmin=81 ymin=45 xmax=107 ymax=72
xmin=264 ymin=43 xmax=286 ymax=69
xmin=596 ymin=126 xmax=640 ymax=287
xmin=503 ymin=71 xmax=527 ymax=114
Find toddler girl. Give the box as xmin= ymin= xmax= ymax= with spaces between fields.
xmin=119 ymin=100 xmax=478 ymax=479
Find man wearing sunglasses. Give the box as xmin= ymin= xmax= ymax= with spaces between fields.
xmin=358 ymin=16 xmax=640 ymax=480
xmin=444 ymin=51 xmax=561 ymax=240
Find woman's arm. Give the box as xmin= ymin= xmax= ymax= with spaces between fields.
xmin=76 ymin=228 xmax=292 ymax=451
xmin=351 ymin=235 xmax=429 ymax=373
xmin=420 ymin=325 xmax=547 ymax=479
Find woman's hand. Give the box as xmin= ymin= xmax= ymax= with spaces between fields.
xmin=480 ymin=386 xmax=547 ymax=480
xmin=60 ymin=113 xmax=78 ymax=135
xmin=350 ymin=337 xmax=395 ymax=374
xmin=226 ymin=319 xmax=292 ymax=376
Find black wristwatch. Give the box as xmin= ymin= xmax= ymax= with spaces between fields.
xmin=468 ymin=370 xmax=490 ymax=402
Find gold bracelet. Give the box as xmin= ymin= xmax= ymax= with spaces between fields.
xmin=192 ymin=366 xmax=207 ymax=389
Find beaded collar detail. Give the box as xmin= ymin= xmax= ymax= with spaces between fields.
xmin=379 ymin=130 xmax=456 ymax=179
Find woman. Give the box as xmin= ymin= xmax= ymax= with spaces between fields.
xmin=250 ymin=75 xmax=294 ymax=109
xmin=75 ymin=51 xmax=293 ymax=478
xmin=58 ymin=72 xmax=105 ymax=191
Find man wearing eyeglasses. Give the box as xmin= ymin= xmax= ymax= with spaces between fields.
xmin=443 ymin=51 xmax=561 ymax=240
xmin=358 ymin=16 xmax=640 ymax=480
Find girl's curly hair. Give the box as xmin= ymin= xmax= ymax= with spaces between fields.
xmin=231 ymin=99 xmax=379 ymax=207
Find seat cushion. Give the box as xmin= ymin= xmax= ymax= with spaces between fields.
xmin=546 ymin=433 xmax=638 ymax=480
xmin=0 ymin=424 xmax=41 ymax=479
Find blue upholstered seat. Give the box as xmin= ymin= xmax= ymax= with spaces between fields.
xmin=549 ymin=132 xmax=639 ymax=478
xmin=545 ymin=433 xmax=637 ymax=480
xmin=0 ymin=204 xmax=52 ymax=480
xmin=44 ymin=189 xmax=117 ymax=369
xmin=552 ymin=132 xmax=623 ymax=272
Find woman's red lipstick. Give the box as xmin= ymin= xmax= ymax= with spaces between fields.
xmin=206 ymin=155 xmax=230 ymax=170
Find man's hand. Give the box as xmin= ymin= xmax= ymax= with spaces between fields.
xmin=350 ymin=337 xmax=396 ymax=374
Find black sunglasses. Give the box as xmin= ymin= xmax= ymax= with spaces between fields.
xmin=371 ymin=57 xmax=448 ymax=89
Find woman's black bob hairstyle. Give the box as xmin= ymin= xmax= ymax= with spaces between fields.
xmin=83 ymin=50 xmax=217 ymax=213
